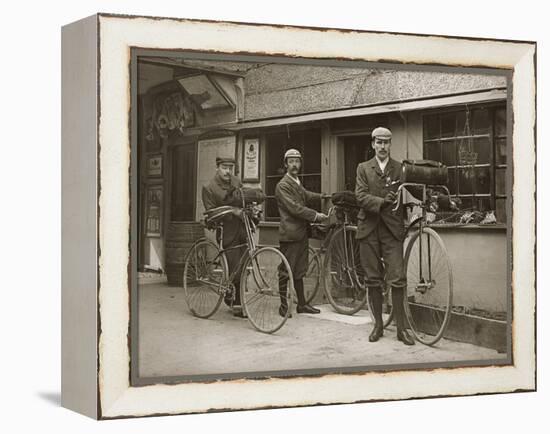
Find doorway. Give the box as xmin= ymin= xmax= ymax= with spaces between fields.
xmin=342 ymin=135 xmax=373 ymax=191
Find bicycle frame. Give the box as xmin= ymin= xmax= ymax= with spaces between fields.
xmin=396 ymin=182 xmax=451 ymax=293
xmin=206 ymin=204 xmax=269 ymax=298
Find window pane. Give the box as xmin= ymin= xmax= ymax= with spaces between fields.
xmin=495 ymin=107 xmax=507 ymax=136
xmin=455 ymin=111 xmax=467 ymax=137
xmin=456 ymin=168 xmax=490 ymax=196
xmin=265 ymin=132 xmax=287 ymax=176
xmin=440 ymin=113 xmax=457 ymax=138
xmin=496 ymin=137 xmax=507 ymax=165
xmin=496 ymin=198 xmax=507 ymax=224
xmin=457 ymin=168 xmax=474 ymax=194
xmin=472 ymin=108 xmax=490 ymax=135
xmin=475 ymin=167 xmax=491 ymax=194
xmin=266 ymin=175 xmax=283 ymax=196
xmin=440 ymin=140 xmax=456 ymax=166
xmin=424 ymin=115 xmax=439 ymax=139
xmin=496 ymin=168 xmax=507 ymax=196
xmin=302 ymin=130 xmax=322 ymax=174
xmin=301 ymin=175 xmax=321 ymax=193
xmin=424 ymin=140 xmax=441 ymax=161
xmin=476 ymin=197 xmax=492 ymax=213
xmin=265 ymin=197 xmax=280 ymax=219
xmin=458 ymin=197 xmax=491 ymax=213
xmin=473 ymin=137 xmax=491 ymax=165
xmin=457 ymin=139 xmax=478 ymax=166
xmin=447 ymin=168 xmax=457 ymax=194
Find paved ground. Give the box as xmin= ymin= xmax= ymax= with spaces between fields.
xmin=138 ymin=282 xmax=506 ymax=379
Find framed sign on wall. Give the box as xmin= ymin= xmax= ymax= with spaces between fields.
xmin=242 ymin=138 xmax=260 ymax=182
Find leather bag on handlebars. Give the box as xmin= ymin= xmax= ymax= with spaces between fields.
xmin=400 ymin=160 xmax=448 ymax=185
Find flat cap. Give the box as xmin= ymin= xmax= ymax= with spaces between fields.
xmin=216 ymin=156 xmax=236 ymax=165
xmin=372 ymin=126 xmax=392 ymax=139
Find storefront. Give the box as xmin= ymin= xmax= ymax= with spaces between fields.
xmin=137 ymin=57 xmax=508 ymax=316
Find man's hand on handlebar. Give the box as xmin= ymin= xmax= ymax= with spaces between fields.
xmin=315 ymin=212 xmax=329 ymax=223
xmin=231 ymin=208 xmax=243 ymax=218
xmin=382 ymin=191 xmax=397 ymax=208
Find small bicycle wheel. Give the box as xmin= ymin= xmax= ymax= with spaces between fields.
xmin=404 ymin=227 xmax=453 ymax=345
xmin=182 ymin=238 xmax=226 ymax=319
xmin=367 ymin=284 xmax=394 ymax=328
xmin=323 ymin=225 xmax=367 ymax=315
xmin=302 ymin=246 xmax=322 ymax=305
xmin=241 ymin=246 xmax=293 ymax=333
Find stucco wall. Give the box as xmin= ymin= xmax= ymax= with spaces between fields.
xmin=244 ymin=65 xmax=506 ymax=120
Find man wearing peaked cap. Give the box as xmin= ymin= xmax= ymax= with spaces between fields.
xmin=275 ymin=148 xmax=328 ymax=317
xmin=215 ymin=156 xmax=236 ymax=166
xmin=355 ymin=127 xmax=415 ymax=346
xmin=202 ymin=155 xmax=247 ymax=318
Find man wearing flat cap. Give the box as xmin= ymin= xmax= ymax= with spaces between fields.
xmin=275 ymin=148 xmax=328 ymax=317
xmin=202 ymin=156 xmax=247 ymax=318
xmin=355 ymin=127 xmax=415 ymax=346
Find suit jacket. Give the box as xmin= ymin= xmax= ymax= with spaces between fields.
xmin=202 ymin=173 xmax=246 ymax=246
xmin=275 ymin=174 xmax=321 ymax=242
xmin=355 ymin=157 xmax=405 ymax=241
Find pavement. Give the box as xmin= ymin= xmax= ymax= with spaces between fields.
xmin=137 ymin=282 xmax=506 ymax=379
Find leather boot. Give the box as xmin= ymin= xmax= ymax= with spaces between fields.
xmin=392 ymin=286 xmax=415 ymax=346
xmin=295 ymin=279 xmax=320 ymax=314
xmin=368 ymin=286 xmax=384 ymax=342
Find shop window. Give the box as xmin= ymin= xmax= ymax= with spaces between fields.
xmin=264 ymin=129 xmax=322 ymax=220
xmin=423 ymin=105 xmax=508 ymax=223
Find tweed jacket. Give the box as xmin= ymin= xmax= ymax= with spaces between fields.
xmin=275 ymin=174 xmax=321 ymax=242
xmin=355 ymin=157 xmax=405 ymax=241
xmin=202 ymin=173 xmax=245 ymax=246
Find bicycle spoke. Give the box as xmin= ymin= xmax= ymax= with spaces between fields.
xmin=243 ymin=247 xmax=290 ymax=333
xmin=405 ymin=228 xmax=453 ymax=345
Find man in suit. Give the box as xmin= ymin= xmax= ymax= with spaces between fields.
xmin=202 ymin=156 xmax=247 ymax=318
xmin=355 ymin=127 xmax=415 ymax=345
xmin=275 ymin=149 xmax=328 ymax=317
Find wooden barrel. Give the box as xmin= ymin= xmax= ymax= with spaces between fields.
xmin=165 ymin=222 xmax=205 ymax=285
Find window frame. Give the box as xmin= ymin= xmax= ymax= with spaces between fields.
xmin=263 ymin=126 xmax=323 ymax=221
xmin=422 ymin=102 xmax=507 ymax=223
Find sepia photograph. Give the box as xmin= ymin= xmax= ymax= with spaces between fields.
xmin=131 ymin=51 xmax=512 ymax=383
xmin=59 ymin=12 xmax=536 ymax=419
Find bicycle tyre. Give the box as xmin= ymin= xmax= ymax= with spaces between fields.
xmin=241 ymin=246 xmax=294 ymax=334
xmin=182 ymin=238 xmax=226 ymax=319
xmin=302 ymin=246 xmax=322 ymax=305
xmin=323 ymin=225 xmax=367 ymax=315
xmin=403 ymin=227 xmax=453 ymax=346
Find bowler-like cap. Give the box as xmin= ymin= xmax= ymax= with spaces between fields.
xmin=216 ymin=156 xmax=236 ymax=166
xmin=371 ymin=126 xmax=392 ymax=139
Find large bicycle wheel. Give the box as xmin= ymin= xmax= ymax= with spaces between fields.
xmin=302 ymin=246 xmax=322 ymax=305
xmin=182 ymin=238 xmax=226 ymax=319
xmin=323 ymin=225 xmax=367 ymax=315
xmin=241 ymin=246 xmax=293 ymax=333
xmin=404 ymin=227 xmax=453 ymax=345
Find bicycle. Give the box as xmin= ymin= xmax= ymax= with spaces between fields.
xmin=306 ymin=183 xmax=455 ymax=346
xmin=306 ymin=200 xmax=368 ymax=315
xmin=182 ymin=197 xmax=294 ymax=334
xmin=376 ymin=182 xmax=455 ymax=345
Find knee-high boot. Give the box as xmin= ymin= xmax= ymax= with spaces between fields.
xmin=294 ymin=278 xmax=306 ymax=308
xmin=391 ymin=286 xmax=415 ymax=345
xmin=368 ymin=286 xmax=384 ymax=342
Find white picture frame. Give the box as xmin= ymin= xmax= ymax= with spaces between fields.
xmin=61 ymin=13 xmax=536 ymax=419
